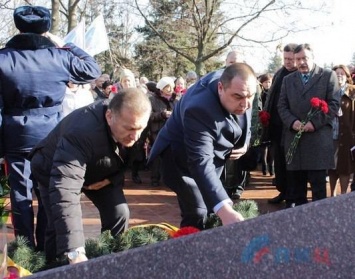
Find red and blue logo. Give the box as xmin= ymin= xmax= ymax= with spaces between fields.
xmin=241 ymin=234 xmax=330 ymax=266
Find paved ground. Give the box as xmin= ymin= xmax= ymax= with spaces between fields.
xmin=3 ymin=165 xmax=332 ymax=241
xmin=82 ymin=167 xmax=286 ymax=238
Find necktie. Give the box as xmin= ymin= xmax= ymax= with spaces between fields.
xmin=237 ymin=115 xmax=245 ymax=130
xmin=302 ymin=74 xmax=309 ymax=84
xmin=232 ymin=114 xmax=245 ymax=130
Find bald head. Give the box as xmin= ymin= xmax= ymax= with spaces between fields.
xmin=109 ymin=88 xmax=151 ymax=117
xmin=225 ymin=50 xmax=243 ymax=67
xmin=220 ymin=63 xmax=256 ymax=90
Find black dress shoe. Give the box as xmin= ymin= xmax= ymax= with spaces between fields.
xmin=231 ymin=190 xmax=243 ymax=200
xmin=267 ymin=193 xmax=284 ymax=204
xmin=132 ymin=174 xmax=142 ymax=184
xmin=232 ymin=192 xmax=241 ymax=200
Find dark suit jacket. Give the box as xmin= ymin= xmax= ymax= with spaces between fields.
xmin=263 ymin=66 xmax=296 ymax=141
xmin=148 ymin=69 xmax=252 ymax=209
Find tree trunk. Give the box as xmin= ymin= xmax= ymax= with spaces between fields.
xmin=67 ymin=0 xmax=79 ymax=33
xmin=51 ymin=0 xmax=60 ymax=35
xmin=195 ymin=61 xmax=203 ymax=77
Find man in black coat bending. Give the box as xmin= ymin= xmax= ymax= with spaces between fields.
xmin=30 ymin=89 xmax=151 ymax=264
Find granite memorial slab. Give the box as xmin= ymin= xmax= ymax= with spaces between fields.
xmin=29 ymin=192 xmax=355 ymax=278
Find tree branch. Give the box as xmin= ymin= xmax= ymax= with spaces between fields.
xmin=200 ymin=0 xmax=276 ymax=62
xmin=134 ymin=0 xmax=196 ymax=63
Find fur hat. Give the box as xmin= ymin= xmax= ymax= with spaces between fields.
xmin=14 ymin=6 xmax=51 ymax=34
xmin=156 ymin=77 xmax=175 ymax=90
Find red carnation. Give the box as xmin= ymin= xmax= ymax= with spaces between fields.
xmin=111 ymin=85 xmax=118 ymax=94
xmin=259 ymin=111 xmax=271 ymax=127
xmin=172 ymin=226 xmax=200 ymax=238
xmin=320 ymin=100 xmax=329 ymax=113
xmin=174 ymin=85 xmax=183 ymax=93
xmin=286 ymin=97 xmax=329 ymax=164
xmin=310 ymin=97 xmax=321 ymax=108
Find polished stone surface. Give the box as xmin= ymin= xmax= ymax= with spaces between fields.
xmin=29 ymin=192 xmax=355 ymax=278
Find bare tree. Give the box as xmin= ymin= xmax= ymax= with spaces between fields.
xmin=0 ymin=0 xmax=12 ymax=8
xmin=134 ymin=0 xmax=328 ymax=75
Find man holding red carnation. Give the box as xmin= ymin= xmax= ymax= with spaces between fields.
xmin=278 ymin=44 xmax=340 ymax=208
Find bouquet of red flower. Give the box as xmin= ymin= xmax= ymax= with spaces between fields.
xmin=171 ymin=226 xmax=200 ymax=238
xmin=285 ymin=97 xmax=329 ymax=164
xmin=252 ymin=111 xmax=271 ymax=146
xmin=259 ymin=111 xmax=271 ymax=127
xmin=174 ymin=85 xmax=187 ymax=95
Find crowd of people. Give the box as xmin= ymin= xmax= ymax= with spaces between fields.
xmin=1 ymin=5 xmax=355 ymax=267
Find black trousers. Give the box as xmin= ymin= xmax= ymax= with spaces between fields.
xmin=161 ymin=147 xmax=209 ymax=230
xmin=39 ymin=183 xmax=129 ymax=262
xmin=221 ymin=159 xmax=247 ymax=198
xmin=260 ymin=144 xmax=274 ymax=174
xmin=271 ymin=142 xmax=288 ymax=195
xmin=286 ymin=170 xmax=327 ymax=205
xmin=150 ymin=156 xmax=161 ymax=184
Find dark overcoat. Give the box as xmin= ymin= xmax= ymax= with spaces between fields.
xmin=148 ymin=92 xmax=176 ymax=143
xmin=278 ymin=65 xmax=340 ymax=170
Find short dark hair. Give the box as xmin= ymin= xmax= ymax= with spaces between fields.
xmin=283 ymin=43 xmax=298 ymax=52
xmin=102 ymin=80 xmax=113 ymax=90
xmin=258 ymin=73 xmax=273 ymax=84
xmin=108 ymin=88 xmax=151 ymax=116
xmin=146 ymin=81 xmax=159 ymax=94
xmin=294 ymin=43 xmax=313 ymax=54
xmin=220 ymin=63 xmax=256 ymax=89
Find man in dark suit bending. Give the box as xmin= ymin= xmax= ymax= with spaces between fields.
xmin=148 ymin=63 xmax=257 ymax=229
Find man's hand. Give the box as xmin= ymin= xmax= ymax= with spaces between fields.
xmin=229 ymin=145 xmax=248 ymax=160
xmin=69 ymin=253 xmax=88 ymax=265
xmin=292 ymin=120 xmax=304 ymax=132
xmin=216 ymin=204 xmax=244 ymax=225
xmin=83 ymin=179 xmax=110 ymax=191
xmin=303 ymin=121 xmax=315 ymax=132
xmin=162 ymin=110 xmax=172 ymax=118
